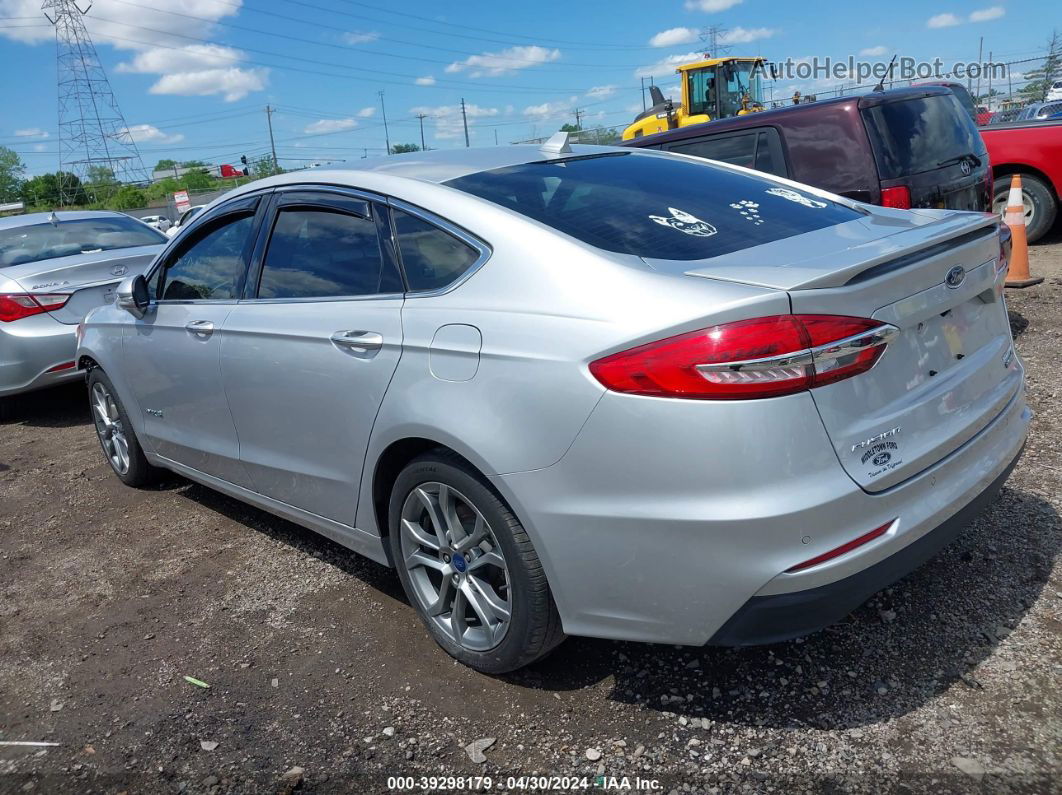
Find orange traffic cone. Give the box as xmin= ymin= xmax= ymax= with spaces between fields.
xmin=1004 ymin=174 xmax=1043 ymax=288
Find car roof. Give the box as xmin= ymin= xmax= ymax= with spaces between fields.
xmin=0 ymin=209 xmax=130 ymax=231
xmin=226 ymin=143 xmax=631 ymax=196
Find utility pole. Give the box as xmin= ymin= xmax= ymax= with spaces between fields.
xmin=494 ymin=129 xmax=498 ymax=146
xmin=416 ymin=113 xmax=427 ymax=151
xmin=379 ymin=90 xmax=391 ymax=155
xmin=574 ymin=108 xmax=584 ymax=130
xmin=987 ymin=50 xmax=993 ymax=110
xmin=975 ymin=37 xmax=984 ymax=102
xmin=460 ymin=98 xmax=470 ymax=147
xmin=265 ymin=105 xmax=278 ymax=172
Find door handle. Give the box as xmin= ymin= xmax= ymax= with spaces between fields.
xmin=330 ymin=330 xmax=383 ymax=354
xmin=185 ymin=319 xmax=215 ymax=337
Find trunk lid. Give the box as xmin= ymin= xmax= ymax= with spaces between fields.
xmin=6 ymin=245 xmax=161 ymax=324
xmin=647 ymin=208 xmax=1019 ymax=492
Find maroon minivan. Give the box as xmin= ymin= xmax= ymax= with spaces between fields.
xmin=625 ymin=86 xmax=990 ymax=212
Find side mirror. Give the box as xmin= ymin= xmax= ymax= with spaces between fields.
xmin=116 ymin=274 xmax=150 ymax=318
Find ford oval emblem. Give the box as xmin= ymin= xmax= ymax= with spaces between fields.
xmin=945 ymin=265 xmax=966 ymax=288
xmin=110 ymin=264 xmax=127 ymax=277
xmin=959 ymin=159 xmax=972 ymax=176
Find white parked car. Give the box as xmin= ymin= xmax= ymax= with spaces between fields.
xmin=139 ymin=214 xmax=171 ymax=233
xmin=1047 ymin=80 xmax=1062 ymax=101
xmin=165 ymin=205 xmax=206 ymax=238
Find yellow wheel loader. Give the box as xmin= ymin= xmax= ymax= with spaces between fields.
xmin=623 ymin=56 xmax=769 ymax=140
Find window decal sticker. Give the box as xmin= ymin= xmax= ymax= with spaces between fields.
xmin=729 ymin=199 xmax=763 ymax=225
xmin=766 ymin=187 xmax=828 ymax=208
xmin=647 ymin=207 xmax=717 ymax=237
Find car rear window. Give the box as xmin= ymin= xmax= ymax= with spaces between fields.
xmin=861 ymin=94 xmax=985 ymax=179
xmin=444 ymin=152 xmax=860 ymax=261
xmin=0 ymin=216 xmax=166 ymax=268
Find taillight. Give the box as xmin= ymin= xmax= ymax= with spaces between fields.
xmin=589 ymin=315 xmax=899 ymax=400
xmin=879 ymin=185 xmax=911 ymax=209
xmin=0 ymin=293 xmax=71 ymax=323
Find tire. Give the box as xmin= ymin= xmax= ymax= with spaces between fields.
xmin=993 ymin=174 xmax=1057 ymax=244
xmin=389 ymin=450 xmax=565 ymax=673
xmin=87 ymin=369 xmax=161 ymax=488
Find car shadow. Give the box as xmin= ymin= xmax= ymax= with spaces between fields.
xmin=1008 ymin=309 xmax=1030 ymax=338
xmin=171 ymin=479 xmax=407 ymax=603
xmin=504 ymin=486 xmax=1059 ymax=730
xmin=1 ymin=382 xmax=91 ymax=428
xmin=167 ymin=466 xmax=1059 ymax=729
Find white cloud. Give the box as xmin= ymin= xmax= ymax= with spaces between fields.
xmin=116 ymin=43 xmax=241 ymax=73
xmin=0 ymin=0 xmax=267 ymax=102
xmin=410 ymin=103 xmax=499 ymax=140
xmin=586 ymin=85 xmax=617 ymax=99
xmin=634 ymin=51 xmax=702 ymax=79
xmin=970 ymin=6 xmax=1004 ymax=22
xmin=683 ymin=0 xmax=742 ymax=10
xmin=356 ymin=107 xmax=375 ymax=118
xmin=859 ymin=45 xmax=889 ymax=57
xmin=14 ymin=128 xmax=49 ymax=138
xmin=33 ymin=143 xmax=47 ymax=152
xmin=302 ymin=118 xmax=358 ymax=134
xmin=445 ymin=45 xmax=561 ymax=78
xmin=149 ymin=67 xmax=268 ymax=102
xmin=118 ymin=124 xmax=185 ymax=144
xmin=342 ymin=30 xmax=380 ymax=44
xmin=414 ymin=75 xmax=436 ymax=86
xmin=927 ymin=13 xmax=961 ymax=28
xmin=649 ymin=27 xmax=699 ymax=48
xmin=720 ymin=26 xmax=776 ymax=44
xmin=523 ymin=97 xmax=578 ymax=119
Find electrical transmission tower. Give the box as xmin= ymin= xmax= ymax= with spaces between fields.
xmin=43 ymin=0 xmax=148 ymax=205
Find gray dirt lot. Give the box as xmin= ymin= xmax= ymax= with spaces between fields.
xmin=1 ymin=239 xmax=1061 ymax=795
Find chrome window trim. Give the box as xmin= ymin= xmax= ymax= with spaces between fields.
xmin=387 ymin=197 xmax=493 ymax=298
xmin=696 ymin=324 xmax=899 ymax=373
xmin=236 ymin=292 xmax=405 ymax=306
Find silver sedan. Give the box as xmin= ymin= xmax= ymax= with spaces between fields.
xmin=76 ymin=139 xmax=1029 ymax=672
xmin=0 ymin=211 xmax=165 ymax=418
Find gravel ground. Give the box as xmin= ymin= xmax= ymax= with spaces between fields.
xmin=1 ymin=237 xmax=1061 ymax=794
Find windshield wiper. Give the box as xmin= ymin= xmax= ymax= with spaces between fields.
xmin=937 ymin=153 xmax=981 ymax=169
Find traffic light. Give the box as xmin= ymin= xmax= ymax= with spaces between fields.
xmin=240 ymin=155 xmax=248 ymax=165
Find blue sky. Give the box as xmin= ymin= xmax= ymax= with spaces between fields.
xmin=0 ymin=0 xmax=1053 ymax=175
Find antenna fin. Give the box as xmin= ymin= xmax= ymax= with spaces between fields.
xmin=540 ymin=131 xmax=572 ymax=155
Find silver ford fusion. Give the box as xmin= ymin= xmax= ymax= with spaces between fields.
xmin=0 ymin=211 xmax=166 ymax=418
xmin=76 ymin=140 xmax=1029 ymax=672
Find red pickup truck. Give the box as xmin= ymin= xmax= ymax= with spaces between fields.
xmin=981 ymin=119 xmax=1062 ymax=242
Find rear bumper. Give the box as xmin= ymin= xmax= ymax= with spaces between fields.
xmin=493 ymin=382 xmax=1030 ymax=646
xmin=708 ymin=441 xmax=1023 ymax=645
xmin=0 ymin=314 xmax=81 ymax=398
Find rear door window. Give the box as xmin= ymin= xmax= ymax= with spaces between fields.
xmin=258 ymin=207 xmax=401 ymax=298
xmin=445 ymin=151 xmax=858 ymax=261
xmin=861 ymin=93 xmax=985 ymax=179
xmin=664 ymin=128 xmax=787 ymax=177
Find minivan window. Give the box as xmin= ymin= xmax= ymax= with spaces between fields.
xmin=393 ymin=210 xmax=480 ymax=291
xmin=861 ymin=94 xmax=984 ymax=179
xmin=258 ymin=208 xmax=401 ymax=298
xmin=445 ymin=152 xmax=860 ymax=261
xmin=0 ymin=216 xmax=165 ymax=268
xmin=666 ymin=129 xmax=786 ymax=177
xmin=156 ymin=214 xmax=253 ymax=301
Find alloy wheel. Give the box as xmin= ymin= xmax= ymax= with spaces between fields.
xmin=91 ymin=381 xmax=130 ymax=475
xmin=399 ymin=482 xmax=512 ymax=651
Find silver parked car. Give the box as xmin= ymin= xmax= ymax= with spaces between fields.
xmin=0 ymin=211 xmax=166 ymax=418
xmin=76 ymin=141 xmax=1029 ymax=672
